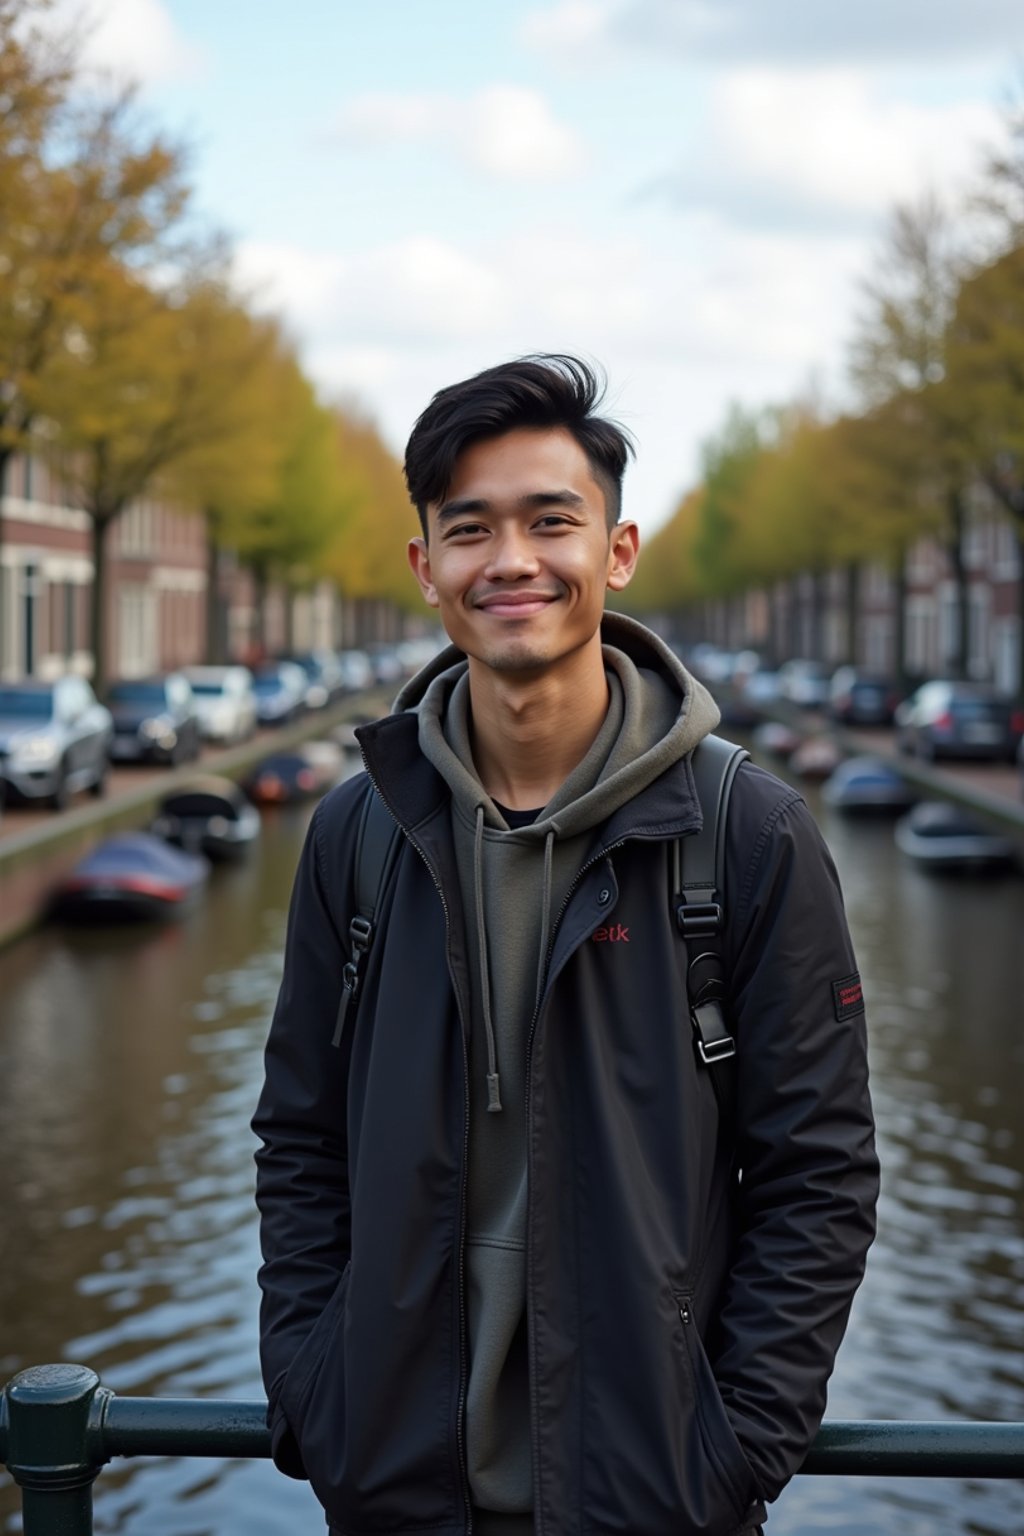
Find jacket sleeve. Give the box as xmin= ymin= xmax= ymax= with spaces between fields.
xmin=711 ymin=765 xmax=879 ymax=1504
xmin=251 ymin=783 xmax=363 ymax=1478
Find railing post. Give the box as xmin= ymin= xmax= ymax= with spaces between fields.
xmin=2 ymin=1364 xmax=110 ymax=1536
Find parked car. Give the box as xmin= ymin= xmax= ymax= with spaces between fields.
xmin=827 ymin=668 xmax=899 ymax=727
xmin=286 ymin=649 xmax=344 ymax=708
xmin=337 ymin=649 xmax=374 ymax=692
xmin=252 ymin=661 xmax=309 ymax=726
xmin=894 ymin=681 xmax=1024 ymax=762
xmin=777 ymin=659 xmax=830 ymax=710
xmin=0 ymin=677 xmax=112 ymax=809
xmin=107 ymin=674 xmax=202 ymax=766
xmin=183 ymin=666 xmax=257 ymax=745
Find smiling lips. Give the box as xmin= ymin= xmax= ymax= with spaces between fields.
xmin=474 ymin=591 xmax=559 ymax=617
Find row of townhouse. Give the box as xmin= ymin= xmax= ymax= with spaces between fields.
xmin=0 ymin=451 xmax=407 ymax=682
xmin=682 ymin=488 xmax=1024 ymax=696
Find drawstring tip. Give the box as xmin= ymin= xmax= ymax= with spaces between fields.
xmin=486 ymin=1073 xmax=503 ymax=1113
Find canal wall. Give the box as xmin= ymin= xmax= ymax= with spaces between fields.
xmin=0 ymin=695 xmax=388 ymax=950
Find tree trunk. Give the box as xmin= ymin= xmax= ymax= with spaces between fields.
xmin=1017 ymin=528 xmax=1024 ymax=705
xmin=253 ymin=564 xmax=268 ymax=658
xmin=0 ymin=447 xmax=10 ymax=675
xmin=945 ymin=490 xmax=969 ymax=679
xmin=89 ymin=511 xmax=114 ymax=696
xmin=204 ymin=530 xmax=227 ymax=665
xmin=893 ymin=548 xmax=910 ymax=692
xmin=284 ymin=588 xmax=296 ymax=654
xmin=844 ymin=561 xmax=860 ymax=665
xmin=809 ymin=569 xmax=825 ymax=660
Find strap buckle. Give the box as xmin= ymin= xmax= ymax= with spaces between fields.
xmin=349 ymin=914 xmax=373 ymax=953
xmin=691 ymin=997 xmax=736 ymax=1066
xmin=677 ymin=901 xmax=723 ymax=938
xmin=697 ymin=1032 xmax=737 ymax=1066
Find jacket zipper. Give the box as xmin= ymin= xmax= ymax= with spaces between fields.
xmin=524 ymin=837 xmax=628 ymax=1536
xmin=360 ymin=770 xmax=474 ymax=1535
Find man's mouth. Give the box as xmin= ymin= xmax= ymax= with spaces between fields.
xmin=475 ymin=592 xmax=557 ymax=617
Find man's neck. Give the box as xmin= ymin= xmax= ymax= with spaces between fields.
xmin=466 ymin=638 xmax=610 ymax=810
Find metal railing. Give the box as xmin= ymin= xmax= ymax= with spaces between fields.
xmin=2 ymin=1364 xmax=1023 ymax=1534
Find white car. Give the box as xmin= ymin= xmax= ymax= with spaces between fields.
xmin=183 ymin=666 xmax=257 ymax=745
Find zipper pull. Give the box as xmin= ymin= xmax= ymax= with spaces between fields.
xmin=679 ymin=1301 xmax=692 ymax=1325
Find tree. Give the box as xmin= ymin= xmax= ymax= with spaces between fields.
xmin=848 ymin=193 xmax=971 ymax=678
xmin=166 ymin=302 xmax=297 ymax=661
xmin=942 ymin=242 xmax=1024 ymax=697
xmin=40 ymin=265 xmax=286 ymax=689
xmin=325 ymin=408 xmax=420 ymax=615
xmin=0 ymin=31 xmax=192 ymax=670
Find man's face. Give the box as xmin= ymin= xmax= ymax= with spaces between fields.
xmin=408 ymin=427 xmax=639 ymax=678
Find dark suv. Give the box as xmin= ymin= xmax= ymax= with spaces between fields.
xmin=895 ymin=681 xmax=1024 ymax=762
xmin=107 ymin=675 xmax=202 ymax=766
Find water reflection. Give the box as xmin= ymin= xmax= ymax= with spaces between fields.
xmin=0 ymin=758 xmax=1022 ymax=1534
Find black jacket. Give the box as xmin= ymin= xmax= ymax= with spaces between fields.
xmin=252 ymin=712 xmax=878 ymax=1536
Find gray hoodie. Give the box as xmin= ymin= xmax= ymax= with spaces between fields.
xmin=404 ymin=614 xmax=719 ymax=1531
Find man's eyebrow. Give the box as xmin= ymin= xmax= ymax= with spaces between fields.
xmin=435 ymin=488 xmax=585 ymax=523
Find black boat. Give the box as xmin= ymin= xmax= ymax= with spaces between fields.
xmin=150 ymin=776 xmax=261 ymax=861
xmin=51 ymin=833 xmax=209 ymax=922
xmin=822 ymin=756 xmax=917 ymax=815
xmin=245 ymin=743 xmax=343 ymax=805
xmin=894 ymin=800 xmax=1017 ymax=873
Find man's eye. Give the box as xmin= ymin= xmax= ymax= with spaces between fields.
xmin=446 ymin=522 xmax=486 ymax=539
xmin=536 ymin=514 xmax=570 ymax=528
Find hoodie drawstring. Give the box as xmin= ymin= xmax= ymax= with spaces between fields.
xmin=535 ymin=831 xmax=554 ymax=1015
xmin=474 ymin=806 xmax=503 ymax=1113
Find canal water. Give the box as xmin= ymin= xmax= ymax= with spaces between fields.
xmin=1 ymin=747 xmax=1023 ymax=1536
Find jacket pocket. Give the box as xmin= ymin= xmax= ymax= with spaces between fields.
xmin=280 ymin=1261 xmax=352 ymax=1438
xmin=673 ymin=1291 xmax=758 ymax=1524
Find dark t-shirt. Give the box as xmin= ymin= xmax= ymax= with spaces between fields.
xmin=493 ymin=803 xmax=541 ymax=830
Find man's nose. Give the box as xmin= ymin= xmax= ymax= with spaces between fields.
xmin=484 ymin=528 xmax=541 ymax=580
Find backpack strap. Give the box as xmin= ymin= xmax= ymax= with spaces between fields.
xmin=331 ymin=785 xmax=402 ymax=1049
xmin=674 ymin=735 xmax=750 ymax=1112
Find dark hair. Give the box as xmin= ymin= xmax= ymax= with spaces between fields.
xmin=404 ymin=353 xmax=634 ymax=535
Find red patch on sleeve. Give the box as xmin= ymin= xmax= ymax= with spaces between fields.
xmin=832 ymin=973 xmax=864 ymax=1021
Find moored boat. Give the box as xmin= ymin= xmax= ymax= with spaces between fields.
xmin=245 ymin=743 xmax=341 ymax=805
xmin=51 ymin=833 xmax=209 ymax=922
xmin=822 ymin=756 xmax=917 ymax=815
xmin=150 ymin=776 xmax=260 ymax=861
xmin=894 ymin=800 xmax=1017 ymax=874
xmin=790 ymin=736 xmax=843 ymax=781
xmin=751 ymin=721 xmax=802 ymax=758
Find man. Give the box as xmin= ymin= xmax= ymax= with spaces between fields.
xmin=252 ymin=354 xmax=878 ymax=1536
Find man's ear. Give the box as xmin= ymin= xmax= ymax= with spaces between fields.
xmin=408 ymin=536 xmax=439 ymax=607
xmin=606 ymin=521 xmax=640 ymax=592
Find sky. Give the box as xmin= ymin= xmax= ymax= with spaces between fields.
xmin=68 ymin=0 xmax=1024 ymax=535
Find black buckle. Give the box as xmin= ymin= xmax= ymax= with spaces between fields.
xmin=691 ymin=998 xmax=736 ymax=1066
xmin=697 ymin=1032 xmax=736 ymax=1065
xmin=677 ymin=901 xmax=722 ymax=938
xmin=349 ymin=915 xmax=373 ymax=953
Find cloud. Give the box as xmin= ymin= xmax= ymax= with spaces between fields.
xmin=59 ymin=0 xmax=207 ymax=84
xmin=651 ymin=70 xmax=1000 ymax=233
xmin=335 ymin=84 xmax=586 ymax=181
xmin=523 ymin=0 xmax=1024 ymax=66
xmin=233 ymin=216 xmax=867 ymax=530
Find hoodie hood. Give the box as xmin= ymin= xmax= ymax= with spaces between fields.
xmin=398 ymin=611 xmax=720 ymax=840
